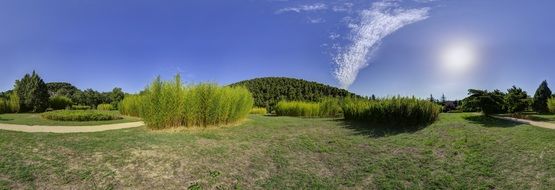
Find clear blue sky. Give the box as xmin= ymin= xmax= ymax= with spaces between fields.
xmin=1 ymin=0 xmax=554 ymax=100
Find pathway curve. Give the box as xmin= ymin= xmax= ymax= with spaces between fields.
xmin=0 ymin=121 xmax=144 ymax=133
xmin=493 ymin=116 xmax=555 ymax=130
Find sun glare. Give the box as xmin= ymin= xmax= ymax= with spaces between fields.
xmin=440 ymin=41 xmax=477 ymax=74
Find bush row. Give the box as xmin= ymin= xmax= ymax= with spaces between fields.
xmin=41 ymin=110 xmax=122 ymax=121
xmin=342 ymin=97 xmax=442 ymax=128
xmin=119 ymin=75 xmax=254 ymax=129
xmin=274 ymin=98 xmax=342 ymax=118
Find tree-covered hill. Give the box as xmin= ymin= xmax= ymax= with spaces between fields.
xmin=229 ymin=77 xmax=360 ymax=111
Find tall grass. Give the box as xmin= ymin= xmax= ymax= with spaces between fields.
xmin=342 ymin=97 xmax=442 ymax=128
xmin=548 ymin=97 xmax=555 ymax=114
xmin=119 ymin=95 xmax=143 ymax=117
xmin=250 ymin=107 xmax=268 ymax=115
xmin=119 ymin=75 xmax=254 ymax=129
xmin=0 ymin=93 xmax=20 ymax=114
xmin=275 ymin=98 xmax=342 ymax=118
xmin=97 ymin=103 xmax=114 ymax=111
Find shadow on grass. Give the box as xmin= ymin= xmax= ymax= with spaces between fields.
xmin=463 ymin=115 xmax=521 ymax=128
xmin=0 ymin=117 xmax=13 ymax=121
xmin=338 ymin=119 xmax=425 ymax=138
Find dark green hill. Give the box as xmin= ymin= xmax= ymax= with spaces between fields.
xmin=229 ymin=77 xmax=360 ymax=111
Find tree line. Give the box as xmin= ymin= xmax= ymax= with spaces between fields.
xmin=229 ymin=77 xmax=360 ymax=111
xmin=0 ymin=71 xmax=126 ymax=113
xmin=460 ymin=80 xmax=554 ymax=115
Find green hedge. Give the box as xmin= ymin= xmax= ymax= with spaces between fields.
xmin=71 ymin=105 xmax=92 ymax=110
xmin=41 ymin=110 xmax=122 ymax=121
xmin=120 ymin=75 xmax=254 ymax=129
xmin=342 ymin=97 xmax=442 ymax=128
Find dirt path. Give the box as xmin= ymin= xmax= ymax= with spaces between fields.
xmin=0 ymin=121 xmax=144 ymax=133
xmin=493 ymin=116 xmax=555 ymax=130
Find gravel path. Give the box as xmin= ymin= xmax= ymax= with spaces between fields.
xmin=0 ymin=121 xmax=144 ymax=133
xmin=493 ymin=116 xmax=555 ymax=130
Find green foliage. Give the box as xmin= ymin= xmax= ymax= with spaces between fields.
xmin=275 ymin=101 xmax=321 ymax=117
xmin=7 ymin=92 xmax=20 ymax=113
xmin=122 ymin=75 xmax=254 ymax=129
xmin=275 ymin=98 xmax=342 ymax=118
xmin=118 ymin=95 xmax=143 ymax=117
xmin=46 ymin=82 xmax=79 ymax=100
xmin=48 ymin=96 xmax=73 ymax=110
xmin=70 ymin=105 xmax=92 ymax=110
xmin=462 ymin=89 xmax=506 ymax=115
xmin=318 ymin=98 xmax=342 ymax=117
xmin=110 ymin=87 xmax=125 ymax=107
xmin=548 ymin=97 xmax=555 ymax=114
xmin=97 ymin=103 xmax=114 ymax=111
xmin=504 ymin=86 xmax=529 ymax=113
xmin=342 ymin=97 xmax=442 ymax=128
xmin=250 ymin=107 xmax=268 ymax=115
xmin=14 ymin=71 xmax=50 ymax=112
xmin=41 ymin=110 xmax=122 ymax=121
xmin=532 ymin=80 xmax=552 ymax=113
xmin=229 ymin=77 xmax=359 ymax=111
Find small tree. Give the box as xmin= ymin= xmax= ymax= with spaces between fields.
xmin=532 ymin=80 xmax=552 ymax=113
xmin=14 ymin=71 xmax=50 ymax=112
xmin=505 ymin=86 xmax=529 ymax=113
xmin=462 ymin=89 xmax=506 ymax=115
xmin=441 ymin=94 xmax=446 ymax=105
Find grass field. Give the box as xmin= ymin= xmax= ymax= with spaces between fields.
xmin=0 ymin=111 xmax=141 ymax=126
xmin=1 ymin=113 xmax=554 ymax=189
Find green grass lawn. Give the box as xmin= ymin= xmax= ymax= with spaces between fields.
xmin=0 ymin=111 xmax=141 ymax=126
xmin=1 ymin=113 xmax=554 ymax=189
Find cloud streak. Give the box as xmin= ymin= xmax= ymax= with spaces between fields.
xmin=275 ymin=3 xmax=327 ymax=14
xmin=333 ymin=1 xmax=430 ymax=89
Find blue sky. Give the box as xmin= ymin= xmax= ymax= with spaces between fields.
xmin=1 ymin=0 xmax=554 ymax=100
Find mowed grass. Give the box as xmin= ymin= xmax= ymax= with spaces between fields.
xmin=1 ymin=113 xmax=555 ymax=189
xmin=0 ymin=111 xmax=141 ymax=126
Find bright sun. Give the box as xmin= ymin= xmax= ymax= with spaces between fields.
xmin=440 ymin=41 xmax=477 ymax=74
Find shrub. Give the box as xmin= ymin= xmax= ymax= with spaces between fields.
xmin=119 ymin=95 xmax=143 ymax=117
xmin=49 ymin=96 xmax=73 ymax=110
xmin=41 ymin=110 xmax=122 ymax=121
xmin=250 ymin=107 xmax=267 ymax=115
xmin=548 ymin=97 xmax=555 ymax=114
xmin=71 ymin=105 xmax=92 ymax=110
xmin=97 ymin=103 xmax=114 ymax=111
xmin=122 ymin=75 xmax=254 ymax=129
xmin=342 ymin=97 xmax=442 ymax=128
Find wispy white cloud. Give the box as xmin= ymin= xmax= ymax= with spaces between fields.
xmin=333 ymin=1 xmax=430 ymax=89
xmin=275 ymin=3 xmax=328 ymax=14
